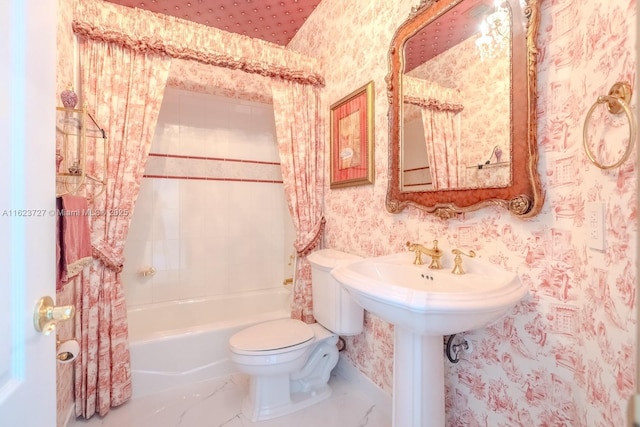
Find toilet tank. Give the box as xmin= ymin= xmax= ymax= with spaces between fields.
xmin=307 ymin=249 xmax=364 ymax=336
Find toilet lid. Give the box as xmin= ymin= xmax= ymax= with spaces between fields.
xmin=229 ymin=319 xmax=314 ymax=352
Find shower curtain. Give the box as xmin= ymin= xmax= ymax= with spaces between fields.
xmin=421 ymin=108 xmax=462 ymax=190
xmin=272 ymin=80 xmax=325 ymax=323
xmin=403 ymin=76 xmax=464 ymax=190
xmin=74 ymin=38 xmax=170 ymax=419
xmin=71 ymin=3 xmax=326 ymax=415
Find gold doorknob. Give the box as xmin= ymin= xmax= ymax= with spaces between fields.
xmin=34 ymin=296 xmax=75 ymax=335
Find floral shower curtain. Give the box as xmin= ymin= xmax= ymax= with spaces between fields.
xmin=73 ymin=38 xmax=170 ymax=418
xmin=403 ymin=76 xmax=464 ymax=190
xmin=70 ymin=2 xmax=325 ymax=414
xmin=272 ymin=80 xmax=325 ymax=323
xmin=421 ymin=108 xmax=462 ymax=190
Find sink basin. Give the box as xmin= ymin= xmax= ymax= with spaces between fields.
xmin=330 ymin=251 xmax=528 ymax=427
xmin=330 ymin=251 xmax=527 ymax=336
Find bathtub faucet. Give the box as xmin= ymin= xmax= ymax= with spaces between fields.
xmin=406 ymin=240 xmax=443 ymax=269
xmin=139 ymin=266 xmax=156 ymax=277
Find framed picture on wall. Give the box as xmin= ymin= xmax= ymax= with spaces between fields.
xmin=329 ymin=81 xmax=375 ymax=189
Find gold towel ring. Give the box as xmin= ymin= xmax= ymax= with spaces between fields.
xmin=583 ymin=82 xmax=636 ymax=170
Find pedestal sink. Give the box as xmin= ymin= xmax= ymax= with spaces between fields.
xmin=330 ymin=252 xmax=528 ymax=427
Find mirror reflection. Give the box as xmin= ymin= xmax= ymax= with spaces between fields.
xmin=401 ymin=0 xmax=512 ymax=191
xmin=386 ymin=0 xmax=543 ymax=219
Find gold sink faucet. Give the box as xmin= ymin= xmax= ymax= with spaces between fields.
xmin=451 ymin=249 xmax=476 ymax=275
xmin=406 ymin=240 xmax=443 ymax=269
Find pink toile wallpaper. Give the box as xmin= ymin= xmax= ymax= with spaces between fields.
xmin=289 ymin=0 xmax=637 ymax=425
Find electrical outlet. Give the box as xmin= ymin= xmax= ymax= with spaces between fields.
xmin=586 ymin=202 xmax=605 ymax=251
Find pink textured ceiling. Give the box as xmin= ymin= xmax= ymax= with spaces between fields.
xmin=404 ymin=0 xmax=494 ymax=72
xmin=104 ymin=0 xmax=323 ymax=46
xmin=104 ymin=0 xmax=495 ymax=72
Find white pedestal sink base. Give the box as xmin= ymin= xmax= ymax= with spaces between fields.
xmin=331 ymin=252 xmax=529 ymax=426
xmin=393 ymin=328 xmax=444 ymax=427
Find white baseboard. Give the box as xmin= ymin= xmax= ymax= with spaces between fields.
xmin=334 ymin=355 xmax=392 ymax=416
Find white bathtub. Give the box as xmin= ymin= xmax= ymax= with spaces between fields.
xmin=128 ymin=288 xmax=291 ymax=398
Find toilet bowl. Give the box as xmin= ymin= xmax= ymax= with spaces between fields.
xmin=228 ymin=249 xmax=363 ymax=422
xmin=229 ymin=319 xmax=340 ymax=421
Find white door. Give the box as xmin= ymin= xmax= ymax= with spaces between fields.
xmin=0 ymin=1 xmax=57 ymax=426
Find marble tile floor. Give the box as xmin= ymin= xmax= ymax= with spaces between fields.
xmin=68 ymin=371 xmax=392 ymax=427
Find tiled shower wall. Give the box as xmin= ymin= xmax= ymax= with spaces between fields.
xmin=122 ymin=87 xmax=294 ymax=307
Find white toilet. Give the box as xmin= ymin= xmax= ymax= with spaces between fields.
xmin=228 ymin=249 xmax=364 ymax=422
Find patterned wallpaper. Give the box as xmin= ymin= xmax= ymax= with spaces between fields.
xmin=289 ymin=0 xmax=637 ymax=425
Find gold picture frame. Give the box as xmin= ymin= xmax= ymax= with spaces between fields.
xmin=330 ymin=81 xmax=375 ymax=188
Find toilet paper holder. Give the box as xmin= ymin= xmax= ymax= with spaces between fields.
xmin=56 ymin=339 xmax=80 ymax=363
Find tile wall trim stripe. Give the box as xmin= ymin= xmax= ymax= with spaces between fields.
xmin=148 ymin=152 xmax=280 ymax=166
xmin=143 ymin=174 xmax=283 ymax=184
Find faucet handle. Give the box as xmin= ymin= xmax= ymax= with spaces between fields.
xmin=406 ymin=241 xmax=424 ymax=265
xmin=451 ymin=249 xmax=476 ymax=275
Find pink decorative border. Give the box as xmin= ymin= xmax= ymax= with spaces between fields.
xmin=148 ymin=152 xmax=280 ymax=165
xmin=143 ymin=174 xmax=283 ymax=184
xmin=144 ymin=152 xmax=283 ymax=183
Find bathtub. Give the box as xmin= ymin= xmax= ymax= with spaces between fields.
xmin=128 ymin=288 xmax=291 ymax=398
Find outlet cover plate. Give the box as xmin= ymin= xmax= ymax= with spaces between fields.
xmin=586 ymin=201 xmax=605 ymax=251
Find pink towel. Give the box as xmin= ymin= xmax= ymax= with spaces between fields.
xmin=56 ymin=195 xmax=92 ymax=291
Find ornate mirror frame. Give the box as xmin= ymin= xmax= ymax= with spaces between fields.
xmin=385 ymin=0 xmax=543 ymax=219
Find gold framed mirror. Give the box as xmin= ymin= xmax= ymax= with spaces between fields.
xmin=385 ymin=0 xmax=543 ymax=219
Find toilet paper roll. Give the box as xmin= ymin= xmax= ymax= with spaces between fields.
xmin=57 ymin=339 xmax=80 ymax=363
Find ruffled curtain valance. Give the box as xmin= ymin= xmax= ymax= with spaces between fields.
xmin=73 ymin=0 xmax=324 ymax=87
xmin=403 ymin=75 xmax=464 ymax=112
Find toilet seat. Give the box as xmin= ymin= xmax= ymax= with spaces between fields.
xmin=229 ymin=319 xmax=315 ymax=356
